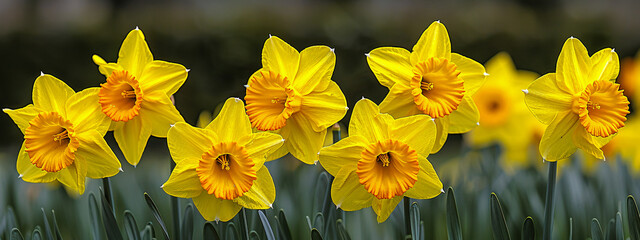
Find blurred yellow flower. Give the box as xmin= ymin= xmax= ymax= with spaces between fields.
xmin=92 ymin=28 xmax=188 ymax=166
xmin=318 ymin=99 xmax=442 ymax=223
xmin=465 ymin=52 xmax=541 ymax=171
xmin=162 ymin=98 xmax=283 ymax=222
xmin=619 ymin=50 xmax=640 ymax=103
xmin=613 ymin=116 xmax=640 ymax=173
xmin=366 ymin=21 xmax=487 ymax=153
xmin=524 ymin=37 xmax=629 ymax=161
xmin=4 ymin=74 xmax=121 ymax=194
xmin=244 ymin=36 xmax=347 ymax=164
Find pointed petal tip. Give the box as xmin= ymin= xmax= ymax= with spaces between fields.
xmin=268 ymin=34 xmax=273 ymax=38
xmin=233 ymin=97 xmax=241 ymax=102
xmin=269 ymin=204 xmax=273 ymax=209
xmin=345 ymin=106 xmax=349 ymax=110
xmin=364 ymin=53 xmax=370 ymax=58
xmin=186 ymin=68 xmax=191 ymax=73
xmin=441 ymin=189 xmax=445 ymax=193
xmin=569 ymin=36 xmax=575 ymax=39
xmin=336 ymin=204 xmax=341 ymax=209
xmin=135 ymin=26 xmax=140 ymax=30
xmin=244 ymin=84 xmax=250 ymax=88
xmin=522 ymin=89 xmax=529 ymax=94
xmin=436 ymin=20 xmax=441 ymax=23
xmin=215 ymin=217 xmax=220 ymax=223
xmin=361 ymin=96 xmax=366 ymax=100
xmin=330 ymin=48 xmax=335 ymax=53
xmin=611 ymin=48 xmax=616 ymax=53
xmin=119 ymin=167 xmax=124 ymax=172
xmin=18 ymin=174 xmax=23 ymax=179
xmin=476 ymin=122 xmax=480 ymax=126
xmin=483 ymin=72 xmax=490 ymax=76
xmin=170 ymin=123 xmax=175 ymax=128
xmin=160 ymin=184 xmax=164 ymax=188
xmin=40 ymin=71 xmax=45 ymax=76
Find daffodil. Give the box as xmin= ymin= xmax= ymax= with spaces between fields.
xmin=366 ymin=21 xmax=487 ymax=153
xmin=162 ymin=98 xmax=283 ymax=222
xmin=465 ymin=52 xmax=541 ymax=171
xmin=613 ymin=116 xmax=640 ymax=173
xmin=4 ymin=74 xmax=121 ymax=194
xmin=244 ymin=36 xmax=348 ymax=164
xmin=318 ymin=99 xmax=443 ymax=223
xmin=91 ymin=28 xmax=188 ymax=166
xmin=619 ymin=50 xmax=640 ymax=103
xmin=524 ymin=37 xmax=629 ymax=161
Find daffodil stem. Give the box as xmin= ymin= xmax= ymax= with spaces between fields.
xmin=170 ymin=160 xmax=181 ymax=240
xmin=102 ymin=177 xmax=115 ymax=215
xmin=542 ymin=161 xmax=557 ymax=240
xmin=404 ymin=196 xmax=411 ymax=238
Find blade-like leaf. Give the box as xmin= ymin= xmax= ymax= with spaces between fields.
xmin=522 ymin=217 xmax=534 ymax=240
xmin=141 ymin=225 xmax=153 ymax=240
xmin=249 ymin=230 xmax=260 ymax=240
xmin=258 ymin=210 xmax=275 ymax=240
xmin=410 ymin=202 xmax=420 ymax=240
xmin=88 ymin=193 xmax=103 ymax=240
xmin=490 ymin=193 xmax=511 ymax=240
xmin=50 ymin=210 xmax=62 ymax=240
xmin=606 ymin=219 xmax=615 ymax=240
xmin=592 ymin=218 xmax=603 ymax=240
xmin=100 ymin=188 xmax=123 ymax=240
xmin=41 ymin=208 xmax=53 ymax=240
xmin=276 ymin=209 xmax=292 ymax=240
xmin=616 ymin=212 xmax=623 ymax=240
xmin=336 ymin=219 xmax=351 ymax=240
xmin=629 ymin=195 xmax=640 ymax=240
xmin=124 ymin=210 xmax=141 ymax=240
xmin=446 ymin=187 xmax=462 ymax=240
xmin=180 ymin=204 xmax=194 ymax=240
xmin=311 ymin=228 xmax=323 ymax=240
xmin=143 ymin=193 xmax=170 ymax=240
xmin=32 ymin=228 xmax=43 ymax=240
xmin=10 ymin=228 xmax=23 ymax=240
xmin=225 ymin=222 xmax=238 ymax=240
xmin=203 ymin=222 xmax=220 ymax=240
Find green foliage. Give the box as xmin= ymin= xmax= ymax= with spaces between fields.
xmin=446 ymin=187 xmax=462 ymax=240
xmin=203 ymin=222 xmax=220 ymax=240
xmin=490 ymin=193 xmax=511 ymax=240
xmin=592 ymin=218 xmax=604 ymax=240
xmin=629 ymin=195 xmax=640 ymax=240
xmin=143 ymin=193 xmax=169 ymax=240
xmin=180 ymin=204 xmax=194 ymax=240
xmin=124 ymin=210 xmax=141 ymax=240
xmin=521 ymin=217 xmax=534 ymax=240
xmin=410 ymin=202 xmax=421 ymax=240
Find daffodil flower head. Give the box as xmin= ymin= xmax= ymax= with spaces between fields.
xmin=162 ymin=98 xmax=284 ymax=222
xmin=366 ymin=21 xmax=487 ymax=153
xmin=92 ymin=27 xmax=188 ymax=166
xmin=244 ymin=35 xmax=347 ymax=164
xmin=318 ymin=99 xmax=443 ymax=223
xmin=4 ymin=74 xmax=121 ymax=194
xmin=524 ymin=37 xmax=630 ymax=161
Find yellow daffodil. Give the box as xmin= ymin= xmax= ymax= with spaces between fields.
xmin=91 ymin=28 xmax=188 ymax=166
xmin=465 ymin=52 xmax=541 ymax=171
xmin=366 ymin=21 xmax=487 ymax=153
xmin=619 ymin=50 xmax=640 ymax=103
xmin=162 ymin=98 xmax=283 ymax=222
xmin=244 ymin=36 xmax=348 ymax=164
xmin=4 ymin=74 xmax=121 ymax=194
xmin=613 ymin=116 xmax=640 ymax=173
xmin=524 ymin=37 xmax=629 ymax=161
xmin=318 ymin=99 xmax=443 ymax=223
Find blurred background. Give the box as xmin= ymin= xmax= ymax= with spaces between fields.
xmin=2 ymin=0 xmax=640 ymax=239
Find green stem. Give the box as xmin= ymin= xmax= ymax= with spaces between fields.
xmin=102 ymin=177 xmax=115 ymax=215
xmin=404 ymin=196 xmax=411 ymax=238
xmin=542 ymin=161 xmax=558 ymax=240
xmin=170 ymin=160 xmax=181 ymax=240
xmin=240 ymin=208 xmax=250 ymax=240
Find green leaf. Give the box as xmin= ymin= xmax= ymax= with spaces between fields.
xmin=616 ymin=212 xmax=623 ymax=240
xmin=275 ymin=209 xmax=292 ymax=240
xmin=88 ymin=193 xmax=103 ymax=240
xmin=41 ymin=208 xmax=54 ymax=240
xmin=249 ymin=231 xmax=260 ymax=240
xmin=605 ymin=219 xmax=615 ymax=240
xmin=306 ymin=216 xmax=313 ymax=231
xmin=100 ymin=188 xmax=123 ymax=240
xmin=141 ymin=225 xmax=153 ymax=240
xmin=32 ymin=228 xmax=42 ymax=240
xmin=446 ymin=187 xmax=462 ymax=240
xmin=592 ymin=218 xmax=604 ymax=240
xmin=569 ymin=218 xmax=573 ymax=240
xmin=50 ymin=210 xmax=62 ymax=240
xmin=2 ymin=207 xmax=18 ymax=239
xmin=143 ymin=193 xmax=170 ymax=240
xmin=490 ymin=193 xmax=511 ymax=240
xmin=311 ymin=228 xmax=323 ymax=240
xmin=521 ymin=217 xmax=534 ymax=240
xmin=181 ymin=204 xmax=194 ymax=240
xmin=628 ymin=195 xmax=640 ymax=240
xmin=203 ymin=222 xmax=220 ymax=240
xmin=410 ymin=202 xmax=420 ymax=240
xmin=124 ymin=210 xmax=141 ymax=240
xmin=144 ymin=222 xmax=156 ymax=238
xmin=10 ymin=228 xmax=23 ymax=240
xmin=313 ymin=213 xmax=324 ymax=234
xmin=225 ymin=222 xmax=238 ymax=240
xmin=258 ymin=210 xmax=275 ymax=240
xmin=336 ymin=219 xmax=351 ymax=240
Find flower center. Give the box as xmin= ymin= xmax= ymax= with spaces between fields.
xmin=356 ymin=139 xmax=419 ymax=199
xmin=571 ymin=80 xmax=629 ymax=137
xmin=472 ymin=86 xmax=512 ymax=127
xmin=410 ymin=57 xmax=465 ymax=118
xmin=245 ymin=70 xmax=302 ymax=131
xmin=98 ymin=70 xmax=144 ymax=122
xmin=24 ymin=112 xmax=80 ymax=172
xmin=196 ymin=142 xmax=256 ymax=200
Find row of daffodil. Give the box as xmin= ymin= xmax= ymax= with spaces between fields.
xmin=4 ymin=20 xmax=630 ymax=224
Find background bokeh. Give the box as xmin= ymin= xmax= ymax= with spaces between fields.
xmin=2 ymin=0 xmax=640 ymax=239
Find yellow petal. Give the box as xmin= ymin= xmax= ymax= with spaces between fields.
xmin=390 ymin=115 xmax=436 ymax=157
xmin=379 ymin=84 xmax=421 ymax=119
xmin=299 ymin=81 xmax=347 ymax=132
xmin=572 ymin=126 xmax=605 ymax=159
xmin=234 ymin=167 xmax=275 ymax=209
xmin=540 ymin=112 xmax=579 ymax=161
xmin=293 ymin=46 xmax=334 ymax=95
xmin=192 ymin=193 xmax=242 ymax=222
xmin=240 ymin=132 xmax=284 ymax=170
xmin=371 ymin=196 xmax=403 ymax=223
xmin=168 ymin=122 xmax=216 ymax=165
xmin=4 ymin=105 xmax=39 ymax=134
xmin=349 ymin=99 xmax=390 ymax=143
xmin=16 ymin=142 xmax=57 ymax=182
xmin=117 ymin=28 xmax=153 ymax=78
xmin=162 ymin=161 xmax=203 ymax=198
xmin=319 ymin=135 xmax=368 ymax=176
xmin=92 ymin=55 xmax=123 ymax=77
xmin=331 ymin=168 xmax=373 ymax=211
xmin=367 ymin=47 xmax=413 ymax=89
xmin=524 ymin=73 xmax=573 ymax=125
xmin=65 ymin=88 xmax=110 ymax=136
xmin=451 ymin=53 xmax=487 ymax=96
xmin=557 ymin=37 xmax=591 ymax=94
xmin=140 ymin=96 xmax=185 ymax=138
xmin=447 ymin=96 xmax=480 ymax=134
xmin=206 ymin=98 xmax=252 ymax=142
xmin=75 ymin=131 xmax=121 ymax=179
xmin=33 ymin=74 xmax=75 ymax=115
xmin=265 ymin=141 xmax=289 ymax=161
xmin=57 ymin=159 xmax=87 ymax=195
xmin=139 ymin=60 xmax=188 ymax=96
xmin=411 ymin=21 xmax=451 ymax=66
xmin=588 ymin=48 xmax=619 ymax=84
xmin=432 ymin=117 xmax=450 ymax=153
xmin=405 ymin=156 xmax=443 ymax=199
xmin=114 ymin=116 xmax=152 ymax=166
xmin=262 ymin=36 xmax=300 ymax=80
xmin=279 ymin=114 xmax=325 ymax=164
